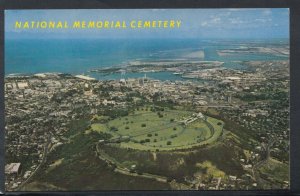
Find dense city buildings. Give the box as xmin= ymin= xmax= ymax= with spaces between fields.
xmin=5 ymin=59 xmax=289 ymax=190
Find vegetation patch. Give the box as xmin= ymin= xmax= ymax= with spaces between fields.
xmin=25 ymin=119 xmax=170 ymax=191
xmin=91 ymin=107 xmax=223 ymax=151
xmin=258 ymin=158 xmax=289 ymax=183
xmin=196 ymin=160 xmax=225 ymax=178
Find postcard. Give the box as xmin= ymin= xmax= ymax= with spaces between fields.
xmin=4 ymin=9 xmax=290 ymax=191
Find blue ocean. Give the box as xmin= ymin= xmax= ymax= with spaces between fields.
xmin=5 ymin=38 xmax=289 ymax=80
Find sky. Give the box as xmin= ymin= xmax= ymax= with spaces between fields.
xmin=5 ymin=9 xmax=289 ymax=39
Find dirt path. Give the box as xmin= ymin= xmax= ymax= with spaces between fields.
xmin=152 ymin=152 xmax=157 ymax=161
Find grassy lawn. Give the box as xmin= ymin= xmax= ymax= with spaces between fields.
xmin=89 ymin=123 xmax=108 ymax=134
xmin=203 ymin=117 xmax=224 ymax=144
xmin=90 ymin=107 xmax=223 ymax=151
xmin=196 ymin=160 xmax=226 ymax=178
xmin=258 ymin=157 xmax=289 ymax=183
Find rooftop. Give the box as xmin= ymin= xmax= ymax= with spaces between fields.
xmin=5 ymin=163 xmax=21 ymax=174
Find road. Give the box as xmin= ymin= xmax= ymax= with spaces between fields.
xmin=17 ymin=133 xmax=52 ymax=191
xmin=95 ymin=143 xmax=169 ymax=183
xmin=251 ymin=139 xmax=275 ymax=186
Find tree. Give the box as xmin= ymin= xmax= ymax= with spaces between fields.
xmin=110 ymin=126 xmax=118 ymax=132
xmin=167 ymin=141 xmax=172 ymax=145
xmin=171 ymin=134 xmax=177 ymax=138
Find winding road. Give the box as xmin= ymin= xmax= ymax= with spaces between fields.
xmin=95 ymin=143 xmax=169 ymax=183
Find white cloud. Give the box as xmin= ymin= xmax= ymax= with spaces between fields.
xmin=227 ymin=9 xmax=242 ymax=11
xmin=152 ymin=9 xmax=164 ymax=11
xmin=201 ymin=21 xmax=208 ymax=26
xmin=255 ymin=18 xmax=272 ymax=23
xmin=229 ymin=18 xmax=244 ymax=24
xmin=223 ymin=12 xmax=231 ymax=17
xmin=262 ymin=9 xmax=272 ymax=16
xmin=212 ymin=17 xmax=221 ymax=23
